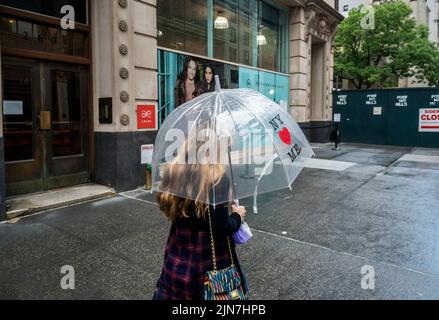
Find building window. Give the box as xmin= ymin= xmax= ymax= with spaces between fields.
xmin=0 ymin=0 xmax=88 ymax=24
xmin=214 ymin=1 xmax=239 ymax=63
xmin=257 ymin=1 xmax=279 ymax=72
xmin=0 ymin=17 xmax=89 ymax=57
xmin=157 ymin=0 xmax=288 ymax=73
xmin=343 ymin=5 xmax=349 ymax=12
xmin=157 ymin=0 xmax=208 ymax=56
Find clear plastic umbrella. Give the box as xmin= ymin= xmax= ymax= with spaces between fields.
xmin=151 ymin=76 xmax=314 ymax=213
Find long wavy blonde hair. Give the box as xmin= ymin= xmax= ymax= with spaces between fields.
xmin=157 ymin=138 xmax=227 ymax=223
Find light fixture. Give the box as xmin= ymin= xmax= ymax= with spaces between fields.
xmin=214 ymin=11 xmax=229 ymax=29
xmin=257 ymin=32 xmax=267 ymax=46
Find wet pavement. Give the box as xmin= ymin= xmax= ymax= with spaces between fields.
xmin=1 ymin=143 xmax=439 ymax=299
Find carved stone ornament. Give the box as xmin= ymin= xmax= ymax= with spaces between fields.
xmin=120 ymin=91 xmax=130 ymax=103
xmin=119 ymin=44 xmax=128 ymax=56
xmin=311 ymin=14 xmax=332 ymax=38
xmin=118 ymin=0 xmax=128 ymax=8
xmin=120 ymin=67 xmax=129 ymax=79
xmin=120 ymin=114 xmax=130 ymax=126
xmin=119 ymin=20 xmax=128 ymax=32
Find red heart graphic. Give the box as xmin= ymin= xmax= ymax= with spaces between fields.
xmin=278 ymin=127 xmax=291 ymax=145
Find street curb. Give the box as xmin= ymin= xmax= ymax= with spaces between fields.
xmin=5 ymin=191 xmax=116 ymax=221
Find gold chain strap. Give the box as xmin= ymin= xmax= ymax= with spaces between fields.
xmin=207 ymin=205 xmax=235 ymax=272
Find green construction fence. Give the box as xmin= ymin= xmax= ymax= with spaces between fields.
xmin=333 ymin=88 xmax=439 ymax=148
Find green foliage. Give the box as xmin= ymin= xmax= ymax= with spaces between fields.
xmin=334 ymin=1 xmax=439 ymax=88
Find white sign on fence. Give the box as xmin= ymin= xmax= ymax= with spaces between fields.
xmin=373 ymin=107 xmax=382 ymax=115
xmin=419 ymin=108 xmax=439 ymax=132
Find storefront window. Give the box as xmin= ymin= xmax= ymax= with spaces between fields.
xmin=257 ymin=1 xmax=278 ymax=71
xmin=213 ymin=1 xmax=238 ymax=63
xmin=238 ymin=0 xmax=257 ymax=67
xmin=157 ymin=0 xmax=288 ymax=73
xmin=158 ymin=49 xmax=289 ymax=126
xmin=157 ymin=0 xmax=208 ymax=56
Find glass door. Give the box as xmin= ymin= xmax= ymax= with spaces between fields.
xmin=41 ymin=62 xmax=90 ymax=190
xmin=2 ymin=57 xmax=90 ymax=196
xmin=2 ymin=57 xmax=44 ymax=195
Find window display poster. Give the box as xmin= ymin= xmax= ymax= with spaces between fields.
xmin=159 ymin=50 xmax=289 ymax=113
xmin=172 ymin=54 xmax=238 ymax=109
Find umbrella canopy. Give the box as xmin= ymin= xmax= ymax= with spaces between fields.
xmin=151 ymin=76 xmax=314 ymax=212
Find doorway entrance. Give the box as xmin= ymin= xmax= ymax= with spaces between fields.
xmin=2 ymin=57 xmax=90 ymax=196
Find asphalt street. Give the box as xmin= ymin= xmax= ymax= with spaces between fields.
xmin=1 ymin=143 xmax=439 ymax=299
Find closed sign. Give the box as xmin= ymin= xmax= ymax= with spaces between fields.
xmin=419 ymin=108 xmax=439 ymax=132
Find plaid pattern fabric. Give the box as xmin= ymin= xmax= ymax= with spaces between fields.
xmin=154 ymin=221 xmax=239 ymax=300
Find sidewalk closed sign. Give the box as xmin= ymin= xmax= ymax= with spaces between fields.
xmin=419 ymin=108 xmax=439 ymax=132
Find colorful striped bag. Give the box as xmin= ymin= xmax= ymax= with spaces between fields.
xmin=203 ymin=207 xmax=248 ymax=300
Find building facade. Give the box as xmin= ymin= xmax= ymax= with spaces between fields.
xmin=0 ymin=0 xmax=342 ymax=219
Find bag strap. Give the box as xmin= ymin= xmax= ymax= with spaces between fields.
xmin=207 ymin=205 xmax=235 ymax=272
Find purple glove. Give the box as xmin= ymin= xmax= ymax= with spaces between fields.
xmin=232 ymin=221 xmax=253 ymax=245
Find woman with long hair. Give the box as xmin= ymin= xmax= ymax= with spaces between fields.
xmin=153 ymin=138 xmax=248 ymax=300
xmin=202 ymin=65 xmax=216 ymax=93
xmin=174 ymin=57 xmax=203 ymax=107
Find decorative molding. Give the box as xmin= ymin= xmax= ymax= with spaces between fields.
xmin=119 ymin=20 xmax=128 ymax=32
xmin=119 ymin=44 xmax=128 ymax=56
xmin=120 ymin=67 xmax=129 ymax=79
xmin=118 ymin=0 xmax=128 ymax=8
xmin=120 ymin=91 xmax=130 ymax=102
xmin=120 ymin=114 xmax=130 ymax=126
xmin=305 ymin=11 xmax=336 ymax=42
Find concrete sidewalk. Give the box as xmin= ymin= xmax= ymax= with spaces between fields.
xmin=1 ymin=143 xmax=439 ymax=299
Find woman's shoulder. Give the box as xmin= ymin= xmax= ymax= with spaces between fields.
xmin=175 ymin=203 xmax=208 ymax=230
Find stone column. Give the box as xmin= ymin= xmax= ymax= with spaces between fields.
xmin=324 ymin=40 xmax=333 ymax=121
xmin=289 ymin=6 xmax=309 ymax=124
xmin=92 ymin=0 xmax=158 ymax=191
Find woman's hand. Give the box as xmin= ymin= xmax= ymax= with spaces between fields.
xmin=232 ymin=204 xmax=246 ymax=221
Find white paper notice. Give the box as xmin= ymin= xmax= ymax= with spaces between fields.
xmin=373 ymin=107 xmax=382 ymax=115
xmin=3 ymin=101 xmax=23 ymax=115
xmin=141 ymin=144 xmax=154 ymax=164
xmin=333 ymin=113 xmax=341 ymax=122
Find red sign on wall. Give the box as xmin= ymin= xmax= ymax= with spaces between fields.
xmin=137 ymin=105 xmax=156 ymax=129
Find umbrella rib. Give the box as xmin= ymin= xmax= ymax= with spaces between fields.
xmin=210 ymin=93 xmax=221 ymax=207
xmin=220 ymin=93 xmax=241 ymax=203
xmin=182 ymin=95 xmax=216 ymax=168
xmin=155 ymin=94 xmax=214 ymax=163
xmin=226 ymin=94 xmax=292 ymax=187
xmin=172 ymin=94 xmax=215 ymax=132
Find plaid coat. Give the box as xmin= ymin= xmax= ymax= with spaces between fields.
xmin=153 ymin=204 xmax=246 ymax=300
